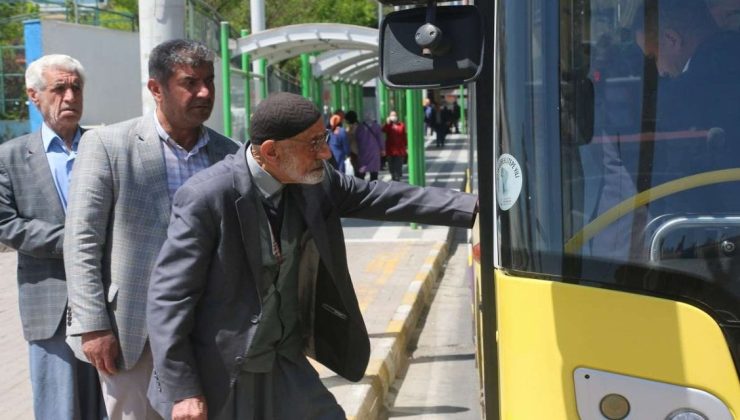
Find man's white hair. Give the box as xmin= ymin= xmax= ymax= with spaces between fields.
xmin=25 ymin=54 xmax=85 ymax=91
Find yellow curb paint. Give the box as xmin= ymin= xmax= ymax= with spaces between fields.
xmin=387 ymin=319 xmax=404 ymax=334
xmin=366 ymin=359 xmax=384 ymax=376
xmin=353 ymin=241 xmax=452 ymax=420
xmin=402 ymin=293 xmax=416 ymax=305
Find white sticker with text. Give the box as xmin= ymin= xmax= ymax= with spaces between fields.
xmin=496 ymin=154 xmax=522 ymax=211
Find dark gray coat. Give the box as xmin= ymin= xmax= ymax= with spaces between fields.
xmin=146 ymin=144 xmax=478 ymax=416
xmin=0 ymin=130 xmax=71 ymax=341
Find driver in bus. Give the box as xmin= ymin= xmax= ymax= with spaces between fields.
xmin=632 ymin=0 xmax=740 ymax=195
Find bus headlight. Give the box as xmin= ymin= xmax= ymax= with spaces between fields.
xmin=666 ymin=409 xmax=708 ymax=420
xmin=599 ymin=394 xmax=630 ymax=419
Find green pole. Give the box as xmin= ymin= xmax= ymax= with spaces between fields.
xmin=257 ymin=59 xmax=268 ymax=99
xmin=220 ymin=21 xmax=232 ymax=137
xmin=340 ymin=81 xmax=350 ymax=112
xmin=398 ymin=90 xmax=406 ymax=122
xmin=354 ymin=83 xmax=362 ymax=115
xmin=415 ymin=90 xmax=426 ymax=186
xmin=349 ymin=83 xmax=354 ymax=112
xmin=300 ymin=54 xmax=311 ymax=99
xmin=314 ymin=77 xmax=323 ymax=109
xmin=405 ymin=88 xmax=419 ymax=186
xmin=377 ymin=81 xmax=388 ymax=121
xmin=345 ymin=81 xmax=352 ymax=111
xmin=390 ymin=90 xmax=397 ymax=119
xmin=459 ymin=84 xmax=467 ymax=134
xmin=241 ymin=29 xmax=251 ymax=141
xmin=398 ymin=90 xmax=404 ymax=121
xmin=331 ymin=81 xmax=341 ymax=113
xmin=0 ymin=47 xmax=5 ymax=115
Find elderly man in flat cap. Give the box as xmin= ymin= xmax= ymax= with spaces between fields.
xmin=146 ymin=92 xmax=479 ymax=420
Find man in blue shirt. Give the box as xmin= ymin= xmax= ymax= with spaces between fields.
xmin=0 ymin=54 xmax=103 ymax=419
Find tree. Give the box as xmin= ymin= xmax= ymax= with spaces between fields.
xmin=0 ymin=2 xmax=40 ymax=45
xmin=206 ymin=0 xmax=378 ymax=76
xmin=0 ymin=2 xmax=39 ymax=119
xmin=204 ymin=0 xmax=378 ymax=33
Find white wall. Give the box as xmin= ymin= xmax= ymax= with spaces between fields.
xmin=42 ymin=20 xmax=142 ymax=126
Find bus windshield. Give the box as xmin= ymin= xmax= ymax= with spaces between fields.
xmin=496 ymin=0 xmax=740 ymax=329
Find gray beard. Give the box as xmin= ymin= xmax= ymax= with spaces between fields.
xmin=283 ymin=156 xmax=325 ymax=184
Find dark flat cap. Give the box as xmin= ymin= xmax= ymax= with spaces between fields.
xmin=249 ymin=92 xmax=321 ymax=144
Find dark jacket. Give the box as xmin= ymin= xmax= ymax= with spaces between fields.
xmin=146 ymin=144 xmax=478 ymax=416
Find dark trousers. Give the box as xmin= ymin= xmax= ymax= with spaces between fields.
xmin=356 ymin=171 xmax=378 ymax=181
xmin=435 ymin=127 xmax=448 ymax=147
xmin=387 ymin=156 xmax=404 ymax=181
xmin=216 ymin=355 xmax=345 ymax=420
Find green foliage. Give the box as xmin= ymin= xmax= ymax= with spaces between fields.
xmin=205 ymin=0 xmax=378 ymax=32
xmin=99 ymin=0 xmax=139 ymax=31
xmin=206 ymin=0 xmax=378 ymax=77
xmin=62 ymin=0 xmax=137 ymax=32
xmin=0 ymin=2 xmax=40 ymax=45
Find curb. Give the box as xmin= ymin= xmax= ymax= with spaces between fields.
xmin=347 ymin=237 xmax=452 ymax=420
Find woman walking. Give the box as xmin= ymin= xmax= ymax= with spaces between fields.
xmin=355 ymin=113 xmax=384 ymax=180
xmin=381 ymin=110 xmax=407 ymax=181
xmin=328 ymin=113 xmax=349 ymax=173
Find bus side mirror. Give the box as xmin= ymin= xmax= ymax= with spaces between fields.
xmin=380 ymin=5 xmax=484 ymax=88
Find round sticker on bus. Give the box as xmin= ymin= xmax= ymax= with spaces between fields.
xmin=496 ymin=154 xmax=522 ymax=211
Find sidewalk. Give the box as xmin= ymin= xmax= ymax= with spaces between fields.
xmin=324 ymin=133 xmax=471 ymax=419
xmin=0 ymin=133 xmax=471 ymax=419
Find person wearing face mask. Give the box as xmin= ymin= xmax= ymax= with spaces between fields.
xmin=382 ymin=110 xmax=408 ymax=182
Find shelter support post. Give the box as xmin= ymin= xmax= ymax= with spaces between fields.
xmin=241 ymin=29 xmax=251 ymax=140
xmin=331 ymin=81 xmax=341 ymax=114
xmin=220 ymin=21 xmax=232 ymax=137
xmin=459 ymin=84 xmax=467 ymax=134
xmin=314 ymin=76 xmax=323 ymax=109
xmin=341 ymin=81 xmax=350 ymax=112
xmin=301 ymin=53 xmax=312 ymax=99
xmin=377 ymin=80 xmax=388 ymax=121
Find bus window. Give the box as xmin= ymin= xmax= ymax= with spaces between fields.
xmin=569 ymin=0 xmax=740 ymax=256
xmin=497 ymin=0 xmax=740 ymax=340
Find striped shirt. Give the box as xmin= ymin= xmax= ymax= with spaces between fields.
xmin=153 ymin=113 xmax=211 ymax=200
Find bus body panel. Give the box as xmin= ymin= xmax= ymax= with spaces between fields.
xmin=495 ymin=270 xmax=740 ymax=418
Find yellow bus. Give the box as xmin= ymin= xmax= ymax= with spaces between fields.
xmin=381 ymin=0 xmax=740 ymax=418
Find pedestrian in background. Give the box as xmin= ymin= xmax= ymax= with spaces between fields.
xmin=423 ymin=97 xmax=434 ymax=136
xmin=145 ymin=92 xmax=479 ymax=420
xmin=432 ymin=102 xmax=452 ymax=148
xmin=450 ymin=98 xmax=461 ymax=134
xmin=382 ymin=110 xmax=407 ymax=181
xmin=355 ymin=113 xmax=384 ymax=181
xmin=0 ymin=54 xmax=105 ymax=420
xmin=64 ymin=39 xmax=238 ymax=420
xmin=345 ymin=110 xmax=360 ymax=177
xmin=328 ymin=113 xmax=349 ymax=174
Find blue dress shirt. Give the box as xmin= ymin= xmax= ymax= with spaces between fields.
xmin=41 ymin=123 xmax=81 ymax=213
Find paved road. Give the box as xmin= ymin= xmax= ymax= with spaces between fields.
xmin=385 ymin=228 xmax=482 ymax=419
xmin=0 ymin=252 xmax=32 ymax=419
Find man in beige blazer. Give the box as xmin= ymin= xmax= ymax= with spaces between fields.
xmin=64 ymin=39 xmax=239 ymax=419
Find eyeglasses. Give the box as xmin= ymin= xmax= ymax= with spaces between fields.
xmin=283 ymin=130 xmax=330 ymax=153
